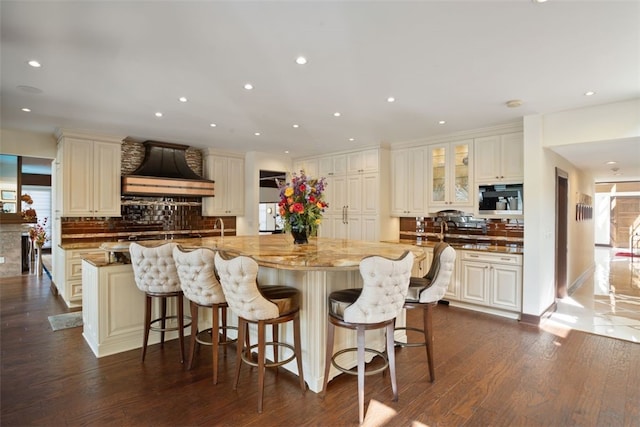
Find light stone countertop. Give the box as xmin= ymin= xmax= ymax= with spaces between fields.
xmin=97 ymin=234 xmax=426 ymax=271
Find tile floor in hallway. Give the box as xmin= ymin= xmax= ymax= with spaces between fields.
xmin=544 ymin=247 xmax=640 ymax=343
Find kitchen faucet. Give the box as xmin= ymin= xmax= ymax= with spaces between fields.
xmin=214 ymin=218 xmax=225 ymax=237
xmin=438 ymin=219 xmax=449 ymax=242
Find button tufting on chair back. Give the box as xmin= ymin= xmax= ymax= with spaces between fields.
xmin=173 ymin=246 xmax=225 ymax=306
xmin=342 ymin=251 xmax=415 ymax=324
xmin=130 ymin=242 xmax=180 ymax=294
xmin=214 ymin=252 xmax=279 ymax=321
xmin=416 ymin=244 xmax=456 ymax=304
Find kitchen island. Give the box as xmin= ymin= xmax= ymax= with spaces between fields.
xmin=82 ymin=234 xmax=425 ymax=393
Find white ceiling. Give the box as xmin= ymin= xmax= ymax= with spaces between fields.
xmin=1 ymin=1 xmax=639 ymax=182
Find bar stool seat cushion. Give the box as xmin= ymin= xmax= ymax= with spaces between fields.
xmin=328 ymin=288 xmax=362 ymax=320
xmin=259 ymin=285 xmax=300 ymax=316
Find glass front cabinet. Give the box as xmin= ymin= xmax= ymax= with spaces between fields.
xmin=428 ymin=139 xmax=473 ymax=209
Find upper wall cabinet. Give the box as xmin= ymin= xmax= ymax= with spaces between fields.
xmin=202 ymin=151 xmax=245 ymax=216
xmin=427 ymin=139 xmax=474 ymax=210
xmin=347 ymin=149 xmax=379 ymax=174
xmin=390 ymin=147 xmax=427 ymax=216
xmin=474 ymin=132 xmax=524 ymax=184
xmin=293 ymin=157 xmax=319 ymax=178
xmin=56 ymin=133 xmax=123 ymax=217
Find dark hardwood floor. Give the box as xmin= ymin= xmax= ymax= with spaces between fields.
xmin=1 ymin=273 xmax=639 ymax=426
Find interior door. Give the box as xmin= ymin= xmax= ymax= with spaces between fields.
xmin=555 ymin=168 xmax=568 ymax=299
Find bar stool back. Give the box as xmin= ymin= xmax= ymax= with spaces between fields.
xmin=130 ymin=242 xmax=189 ymax=363
xmin=396 ymin=242 xmax=456 ymax=381
xmin=214 ymin=252 xmax=306 ymax=413
xmin=322 ymin=251 xmax=414 ymax=424
xmin=173 ymin=246 xmax=235 ymax=384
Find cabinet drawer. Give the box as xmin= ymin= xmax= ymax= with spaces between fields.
xmin=461 ymin=251 xmax=522 ymax=265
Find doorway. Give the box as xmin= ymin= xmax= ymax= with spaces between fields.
xmin=555 ymin=168 xmax=568 ymax=299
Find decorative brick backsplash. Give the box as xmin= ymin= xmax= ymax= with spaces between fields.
xmin=399 ymin=216 xmax=524 ymax=246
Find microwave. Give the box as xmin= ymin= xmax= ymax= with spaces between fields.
xmin=478 ymin=184 xmax=523 ymax=215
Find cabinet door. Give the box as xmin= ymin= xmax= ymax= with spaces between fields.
xmin=428 ymin=144 xmax=447 ymax=206
xmin=500 ymin=132 xmax=524 ymax=182
xmin=489 ymin=264 xmax=522 ymax=311
xmin=295 ymin=158 xmax=319 ymax=177
xmin=461 ymin=261 xmax=489 ymax=304
xmin=225 ymin=156 xmax=245 ymax=215
xmin=203 ymin=156 xmax=227 ymax=215
xmin=329 ymin=175 xmax=347 ymax=216
xmin=346 ymin=175 xmax=362 ymax=215
xmin=451 ymin=140 xmax=472 ymax=206
xmin=360 ymin=216 xmax=378 ymax=242
xmin=346 ymin=215 xmax=362 ymax=241
xmin=92 ymin=141 xmax=121 ymax=216
xmin=360 ymin=173 xmax=378 ymax=215
xmin=474 ymin=136 xmax=501 ymax=182
xmin=390 ymin=150 xmax=409 ymax=216
xmin=63 ymin=138 xmax=94 ymax=216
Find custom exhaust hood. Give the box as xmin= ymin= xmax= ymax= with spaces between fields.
xmin=122 ymin=141 xmax=215 ymax=197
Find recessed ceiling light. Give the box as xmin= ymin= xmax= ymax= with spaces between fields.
xmin=284 ymin=150 xmax=290 ymax=154
xmin=155 ymin=112 xmax=163 ymax=117
xmin=209 ymin=123 xmax=217 ymax=127
xmin=533 ymin=0 xmax=548 ymax=3
xmin=178 ymin=96 xmax=188 ymax=102
xmin=295 ymin=56 xmax=307 ymax=65
xmin=349 ymin=138 xmax=355 ymax=142
xmin=613 ymin=172 xmax=623 ymax=176
xmin=584 ymin=91 xmax=596 ymax=96
xmin=605 ymin=160 xmax=617 ymax=165
xmin=506 ymin=99 xmax=523 ymax=108
xmin=27 ymin=60 xmax=41 ymax=68
xmin=244 ymin=83 xmax=254 ymax=90
xmin=254 ymin=132 xmax=261 ymax=136
xmin=333 ymin=112 xmax=341 ymax=117
xmin=438 ymin=120 xmax=446 ymax=125
xmin=292 ymin=124 xmax=299 ymax=128
xmin=387 ymin=97 xmax=395 ymax=103
xmin=21 ymin=107 xmax=31 ymax=112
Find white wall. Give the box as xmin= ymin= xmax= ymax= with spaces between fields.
xmin=240 ymin=151 xmax=292 ymax=236
xmin=0 ymin=128 xmax=57 ymax=158
xmin=594 ymin=193 xmax=611 ymax=245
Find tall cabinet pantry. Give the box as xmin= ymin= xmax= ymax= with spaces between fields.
xmin=52 ymin=130 xmax=124 ymax=308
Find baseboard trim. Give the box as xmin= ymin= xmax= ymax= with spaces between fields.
xmin=520 ymin=301 xmax=557 ymax=326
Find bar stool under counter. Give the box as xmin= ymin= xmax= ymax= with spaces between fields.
xmin=396 ymin=242 xmax=456 ymax=382
xmin=172 ymin=246 xmax=236 ymax=384
xmin=214 ymin=252 xmax=306 ymax=413
xmin=322 ymin=251 xmax=414 ymax=425
xmin=129 ymin=242 xmax=190 ymax=363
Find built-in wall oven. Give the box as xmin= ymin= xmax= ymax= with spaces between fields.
xmin=478 ymin=183 xmax=523 ymax=217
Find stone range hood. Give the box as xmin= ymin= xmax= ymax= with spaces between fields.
xmin=122 ymin=141 xmax=215 ymax=197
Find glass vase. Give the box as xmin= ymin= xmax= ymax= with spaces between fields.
xmin=291 ymin=228 xmax=309 ymax=244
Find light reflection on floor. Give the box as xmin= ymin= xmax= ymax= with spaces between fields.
xmin=544 ymin=247 xmax=640 ymax=343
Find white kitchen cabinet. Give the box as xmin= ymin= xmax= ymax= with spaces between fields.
xmin=391 ymin=147 xmax=427 ymax=216
xmin=56 ymin=133 xmax=123 ymax=217
xmin=428 ymin=140 xmax=473 ymax=210
xmin=307 ymin=148 xmax=388 ymax=242
xmin=474 ymin=132 xmax=523 ymax=184
xmin=202 ymin=150 xmax=245 ymax=216
xmin=56 ymin=247 xmax=104 ymax=308
xmin=458 ymin=251 xmax=522 ymax=313
xmin=293 ymin=157 xmax=319 ymax=178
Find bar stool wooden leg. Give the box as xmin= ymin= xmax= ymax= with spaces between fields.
xmin=357 ymin=326 xmax=366 ymax=425
xmin=160 ymin=297 xmax=167 ymax=347
xmin=234 ymin=318 xmax=246 ymax=390
xmin=424 ymin=304 xmax=435 ymax=382
xmin=273 ymin=323 xmax=279 ymax=377
xmin=386 ymin=323 xmax=398 ymax=401
xmin=212 ymin=303 xmax=220 ymax=384
xmin=177 ymin=294 xmax=185 ymax=363
xmin=257 ymin=319 xmax=266 ymax=413
xmin=142 ymin=295 xmax=152 ymax=362
xmin=188 ymin=301 xmax=199 ymax=369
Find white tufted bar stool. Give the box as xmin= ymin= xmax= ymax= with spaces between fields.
xmin=322 ymin=251 xmax=414 ymax=424
xmin=396 ymin=242 xmax=456 ymax=382
xmin=173 ymin=246 xmax=236 ymax=384
xmin=130 ymin=242 xmax=190 ymax=363
xmin=214 ymin=252 xmax=306 ymax=413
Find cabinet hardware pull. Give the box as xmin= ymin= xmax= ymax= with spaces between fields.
xmin=500 ymin=257 xmax=511 ymax=261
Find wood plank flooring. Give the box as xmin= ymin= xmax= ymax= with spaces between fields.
xmin=1 ymin=273 xmax=639 ymax=426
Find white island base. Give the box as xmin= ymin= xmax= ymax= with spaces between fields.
xmin=81 ymin=260 xmax=408 ymax=394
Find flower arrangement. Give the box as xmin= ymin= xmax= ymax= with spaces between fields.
xmin=21 ymin=193 xmax=37 ymax=221
xmin=29 ymin=217 xmax=49 ymax=247
xmin=278 ymin=170 xmax=328 ymax=237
